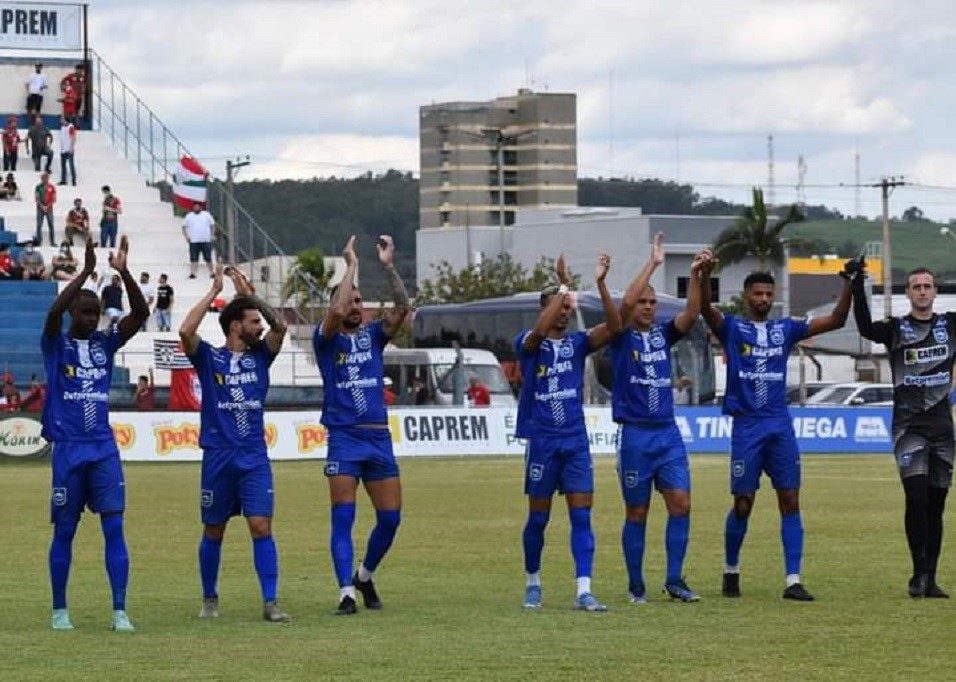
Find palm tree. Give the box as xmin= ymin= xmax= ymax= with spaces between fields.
xmin=281 ymin=247 xmax=334 ymax=323
xmin=712 ymin=187 xmax=810 ymax=272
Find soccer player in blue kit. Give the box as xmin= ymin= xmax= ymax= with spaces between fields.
xmin=179 ymin=264 xmax=291 ymax=623
xmin=518 ymin=252 xmax=621 ymax=612
xmin=610 ymin=234 xmax=706 ymax=604
xmin=698 ymin=256 xmax=852 ymax=601
xmin=314 ymin=235 xmax=410 ymax=616
xmin=42 ymin=236 xmax=149 ymax=631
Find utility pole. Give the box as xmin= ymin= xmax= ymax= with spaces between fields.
xmin=225 ymin=156 xmax=250 ymax=266
xmin=870 ymin=176 xmax=906 ymax=318
xmin=766 ymin=134 xmax=775 ymax=208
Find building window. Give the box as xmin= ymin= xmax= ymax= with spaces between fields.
xmin=677 ymin=276 xmax=719 ymax=301
xmin=505 ymin=211 xmax=516 ymax=226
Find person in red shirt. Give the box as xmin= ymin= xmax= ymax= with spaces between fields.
xmin=1 ymin=374 xmax=20 ymax=412
xmin=60 ymin=64 xmax=86 ymax=118
xmin=0 ymin=243 xmax=17 ymax=279
xmin=20 ymin=375 xmax=46 ymax=413
xmin=134 ymin=369 xmax=156 ymax=410
xmin=34 ymin=172 xmax=56 ymax=246
xmin=2 ymin=117 xmax=20 ymax=172
xmin=467 ymin=375 xmax=491 ymax=407
xmin=59 ymin=81 xmax=79 ymax=122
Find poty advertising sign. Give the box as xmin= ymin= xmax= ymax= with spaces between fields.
xmin=0 ymin=2 xmax=83 ymax=51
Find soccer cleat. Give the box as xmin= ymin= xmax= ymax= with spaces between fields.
xmin=51 ymin=608 xmax=74 ymax=631
xmin=926 ymin=580 xmax=950 ymax=599
xmin=783 ymin=583 xmax=815 ymax=602
xmin=664 ymin=579 xmax=701 ymax=602
xmin=523 ymin=585 xmax=542 ymax=610
xmin=353 ymin=572 xmax=382 ymax=610
xmin=199 ymin=597 xmax=220 ymax=618
xmin=573 ymin=592 xmax=608 ymax=612
xmin=263 ymin=601 xmax=292 ymax=623
xmin=627 ymin=583 xmax=647 ymax=604
xmin=908 ymin=574 xmax=930 ymax=599
xmin=110 ymin=610 xmax=135 ymax=632
xmin=335 ymin=595 xmax=357 ymax=616
xmin=722 ymin=572 xmax=741 ymax=598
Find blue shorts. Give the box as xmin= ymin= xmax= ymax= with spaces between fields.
xmin=616 ymin=422 xmax=690 ymax=507
xmin=524 ymin=431 xmax=593 ymax=499
xmin=50 ymin=441 xmax=125 ymax=524
xmin=325 ymin=427 xmax=399 ymax=482
xmin=730 ymin=415 xmax=801 ymax=494
xmin=200 ymin=448 xmax=274 ymax=524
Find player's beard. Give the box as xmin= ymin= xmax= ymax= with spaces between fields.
xmin=343 ymin=315 xmax=362 ymax=331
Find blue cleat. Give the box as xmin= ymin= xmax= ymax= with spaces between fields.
xmin=51 ymin=608 xmax=74 ymax=631
xmin=664 ymin=579 xmax=701 ymax=602
xmin=627 ymin=583 xmax=647 ymax=604
xmin=573 ymin=592 xmax=608 ymax=612
xmin=110 ymin=610 xmax=135 ymax=632
xmin=523 ymin=585 xmax=542 ymax=610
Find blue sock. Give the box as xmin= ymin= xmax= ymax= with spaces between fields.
xmin=724 ymin=510 xmax=749 ymax=569
xmin=100 ymin=513 xmax=129 ymax=611
xmin=665 ymin=515 xmax=690 ymax=583
xmin=781 ymin=512 xmax=804 ymax=577
xmin=198 ymin=535 xmax=223 ymax=599
xmin=522 ymin=510 xmax=550 ymax=574
xmin=49 ymin=521 xmax=77 ymax=610
xmin=330 ymin=503 xmax=356 ymax=588
xmin=621 ymin=520 xmax=646 ymax=589
xmin=568 ymin=508 xmax=595 ymax=579
xmin=362 ymin=509 xmax=401 ymax=573
xmin=252 ymin=535 xmax=279 ymax=603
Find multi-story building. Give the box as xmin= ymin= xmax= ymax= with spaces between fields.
xmin=419 ymin=89 xmax=577 ymax=231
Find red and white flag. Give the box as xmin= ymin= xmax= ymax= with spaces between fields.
xmin=172 ymin=156 xmax=208 ymax=211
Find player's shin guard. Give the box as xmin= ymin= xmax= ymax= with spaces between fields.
xmin=621 ymin=520 xmax=647 ymax=588
xmin=522 ymin=510 xmax=550 ymax=575
xmin=927 ymin=486 xmax=948 ymax=578
xmin=780 ymin=512 xmax=804 ymax=579
xmin=724 ymin=510 xmax=748 ymax=570
xmin=665 ymin=515 xmax=690 ymax=584
xmin=361 ymin=509 xmax=401 ymax=574
xmin=49 ymin=521 xmax=78 ymax=610
xmin=252 ymin=536 xmax=279 ymax=603
xmin=330 ymin=503 xmax=356 ymax=588
xmin=100 ymin=513 xmax=129 ymax=611
xmin=903 ymin=475 xmax=931 ymax=575
xmin=198 ymin=535 xmax=223 ymax=599
xmin=569 ymin=507 xmax=595 ymax=579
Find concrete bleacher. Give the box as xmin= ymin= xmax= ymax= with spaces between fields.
xmin=0 ymin=128 xmax=319 ymax=388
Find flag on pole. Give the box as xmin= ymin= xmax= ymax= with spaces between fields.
xmin=172 ymin=156 xmax=208 ymax=211
xmin=153 ymin=339 xmax=202 ymax=410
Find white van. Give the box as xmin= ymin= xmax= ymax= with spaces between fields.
xmin=383 ymin=347 xmax=516 ymax=407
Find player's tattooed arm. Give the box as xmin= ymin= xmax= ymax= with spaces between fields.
xmin=378 ymin=235 xmax=410 ymax=338
xmin=849 ymin=258 xmax=892 ymax=344
xmin=111 ymin=236 xmax=150 ymax=345
xmin=587 ymin=253 xmax=621 ymax=350
xmin=697 ymin=250 xmax=724 ymax=334
xmin=620 ymin=231 xmax=664 ymax=328
xmin=675 ymin=251 xmax=705 ymax=333
xmin=44 ymin=237 xmax=96 ymax=337
xmin=323 ymin=236 xmax=357 ymax=340
xmin=179 ymin=262 xmax=224 ymax=355
xmin=807 ymin=275 xmax=851 ymax=337
xmin=523 ymin=254 xmax=571 ymax=353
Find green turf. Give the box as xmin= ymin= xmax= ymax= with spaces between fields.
xmin=1 ymin=455 xmax=954 ymax=681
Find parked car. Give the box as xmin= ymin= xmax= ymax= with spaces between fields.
xmin=786 ymin=382 xmax=836 ymax=405
xmin=805 ymin=382 xmax=894 ymax=407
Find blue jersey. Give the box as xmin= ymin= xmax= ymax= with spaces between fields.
xmin=313 ymin=319 xmax=389 ymax=427
xmin=514 ymin=330 xmax=591 ymax=439
xmin=41 ymin=326 xmax=123 ymax=444
xmin=719 ymin=314 xmax=808 ymax=417
xmin=188 ymin=340 xmax=277 ymax=451
xmin=610 ymin=320 xmax=684 ymax=424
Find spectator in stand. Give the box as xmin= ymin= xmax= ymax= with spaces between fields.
xmin=1 ymin=173 xmax=20 ymax=200
xmin=20 ymin=374 xmax=46 ymax=413
xmin=0 ymin=243 xmax=20 ymax=279
xmin=467 ymin=374 xmax=491 ymax=407
xmin=61 ymin=63 xmax=86 ymax=118
xmin=19 ymin=240 xmax=47 ymax=280
xmin=2 ymin=116 xmax=21 ymax=171
xmin=100 ymin=185 xmax=122 ymax=248
xmin=58 ymin=115 xmax=77 ymax=186
xmin=25 ymin=63 xmax=47 ymax=115
xmin=50 ymin=241 xmax=78 ymax=281
xmin=154 ymin=273 xmax=174 ymax=332
xmin=34 ymin=172 xmax=56 ymax=245
xmin=134 ymin=369 xmax=156 ymax=410
xmin=82 ymin=268 xmax=105 ymax=294
xmin=182 ymin=202 xmax=215 ymax=279
xmin=65 ymin=197 xmax=90 ymax=245
xmin=383 ymin=377 xmax=397 ymax=406
xmin=101 ymin=273 xmax=124 ymax=324
xmin=58 ymin=79 xmax=80 ymax=123
xmin=26 ymin=114 xmax=53 ymax=173
xmin=1 ymin=374 xmax=20 ymax=412
xmin=139 ymin=271 xmax=155 ymax=331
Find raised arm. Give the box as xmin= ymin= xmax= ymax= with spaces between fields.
xmin=806 ymin=276 xmax=851 ymax=337
xmin=620 ymin=231 xmax=664 ymax=326
xmin=522 ymin=254 xmax=571 ymax=354
xmin=697 ymin=251 xmax=724 ymax=335
xmin=587 ymin=253 xmax=621 ymax=350
xmin=847 ymin=256 xmax=892 ymax=344
xmin=321 ymin=236 xmax=357 ymax=341
xmin=377 ymin=235 xmax=410 ymax=338
xmin=674 ymin=252 xmax=705 ymax=333
xmin=229 ymin=267 xmax=287 ymax=354
xmin=43 ymin=238 xmax=95 ymax=338
xmin=179 ymin=262 xmax=224 ymax=355
xmin=110 ymin=237 xmax=151 ymax=345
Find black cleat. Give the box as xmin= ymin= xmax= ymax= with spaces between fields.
xmin=722 ymin=572 xmax=741 ymax=598
xmin=909 ymin=574 xmax=930 ymax=598
xmin=335 ymin=595 xmax=357 ymax=616
xmin=926 ymin=581 xmax=950 ymax=599
xmin=783 ymin=583 xmax=815 ymax=601
xmin=353 ymin=572 xmax=383 ymax=610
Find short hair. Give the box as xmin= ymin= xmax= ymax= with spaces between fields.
xmin=743 ymin=272 xmax=775 ymax=289
xmin=138 ymin=375 xmax=148 ymax=383
xmin=72 ymin=289 xmax=99 ymax=308
xmin=159 ymin=273 xmax=167 ymax=279
xmin=906 ymin=267 xmax=936 ymax=287
xmin=140 ymin=271 xmax=149 ymax=279
xmin=101 ymin=185 xmax=111 ymax=192
xmin=539 ymin=284 xmax=560 ymax=308
xmin=219 ymin=296 xmax=258 ymax=335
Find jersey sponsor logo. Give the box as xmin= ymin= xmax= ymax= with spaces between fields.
xmin=63 ymin=364 xmax=108 ymax=381
xmin=740 ymin=343 xmax=784 ymax=358
xmin=536 ymin=360 xmax=573 ymax=378
xmin=529 ymin=462 xmax=544 ymax=481
xmin=200 ymin=489 xmax=213 ymax=508
xmin=0 ymin=416 xmax=48 ymax=457
xmin=633 ymin=349 xmax=667 ymax=363
xmin=934 ymin=326 xmax=949 ymax=344
xmin=675 ymin=416 xmax=694 ymax=443
xmin=903 ymin=371 xmax=951 ymax=388
xmin=356 ymin=331 xmax=372 ymax=351
xmin=111 ymin=423 xmax=135 ymax=450
xmin=854 ymin=416 xmax=890 ymax=441
xmin=214 ymin=370 xmax=259 ymax=386
xmin=240 ymin=355 xmax=256 ymax=370
xmin=90 ymin=345 xmax=108 ymax=366
xmin=52 ymin=487 xmax=67 ymax=506
xmin=336 ymin=350 xmax=373 ymax=366
xmin=737 ymin=369 xmax=785 ymax=382
xmin=904 ymin=345 xmax=948 ymax=365
xmin=624 ymin=470 xmax=639 ymax=488
xmin=629 ymin=375 xmax=672 ymax=388
xmin=296 ymin=424 xmax=328 ymax=453
xmin=770 ymin=327 xmax=785 ymax=346
xmin=558 ymin=340 xmax=574 ymax=359
xmin=649 ymin=330 xmax=665 ymax=349
xmin=901 ymin=320 xmax=918 ymax=343
xmin=731 ymin=459 xmax=745 ymax=478
xmin=154 ymin=423 xmax=200 ymax=455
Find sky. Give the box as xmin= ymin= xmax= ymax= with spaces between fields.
xmin=88 ymin=0 xmax=956 ymax=220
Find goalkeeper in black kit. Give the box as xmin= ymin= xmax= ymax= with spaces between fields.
xmin=850 ymin=257 xmax=956 ymax=598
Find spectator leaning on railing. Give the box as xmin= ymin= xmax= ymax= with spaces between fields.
xmin=100 ymin=185 xmax=122 ymax=248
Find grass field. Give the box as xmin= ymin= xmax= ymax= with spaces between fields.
xmin=1 ymin=454 xmax=955 ymax=681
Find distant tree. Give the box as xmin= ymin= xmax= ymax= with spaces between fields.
xmin=716 ymin=294 xmax=746 ymax=317
xmin=281 ymin=247 xmax=334 ymax=323
xmin=902 ymin=205 xmax=927 ymax=222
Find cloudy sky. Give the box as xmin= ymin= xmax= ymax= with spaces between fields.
xmin=89 ymin=0 xmax=956 ymax=219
